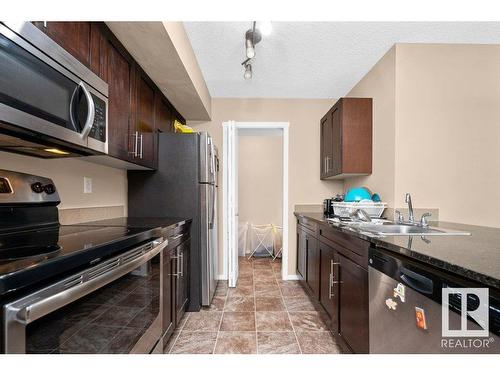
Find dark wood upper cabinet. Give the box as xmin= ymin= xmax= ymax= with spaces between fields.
xmin=320 ymin=98 xmax=372 ymax=179
xmin=105 ymin=37 xmax=134 ymax=160
xmin=33 ymin=21 xmax=185 ymax=170
xmin=132 ymin=72 xmax=156 ymax=169
xmin=89 ymin=23 xmax=108 ymax=81
xmin=154 ymin=94 xmax=174 ymax=133
xmin=320 ymin=112 xmax=332 ymax=177
xmin=33 ymin=22 xmax=92 ymax=67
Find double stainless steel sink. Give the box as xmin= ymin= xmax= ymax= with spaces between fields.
xmin=337 ymin=193 xmax=471 ymax=237
xmin=360 ymin=223 xmax=470 ymax=236
xmin=345 ymin=222 xmax=471 ymax=236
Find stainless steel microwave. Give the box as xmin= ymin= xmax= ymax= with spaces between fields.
xmin=0 ymin=22 xmax=108 ymax=157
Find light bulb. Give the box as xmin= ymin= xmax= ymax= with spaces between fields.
xmin=246 ymin=46 xmax=255 ymax=59
xmin=245 ymin=37 xmax=255 ymax=59
xmin=260 ymin=21 xmax=272 ymax=36
xmin=244 ymin=64 xmax=252 ymax=80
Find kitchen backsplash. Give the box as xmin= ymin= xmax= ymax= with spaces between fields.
xmin=59 ymin=206 xmax=126 ymax=225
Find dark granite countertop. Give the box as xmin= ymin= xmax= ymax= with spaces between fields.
xmin=295 ymin=212 xmax=500 ymax=290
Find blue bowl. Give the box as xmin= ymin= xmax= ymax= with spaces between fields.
xmin=345 ymin=187 xmax=372 ymax=202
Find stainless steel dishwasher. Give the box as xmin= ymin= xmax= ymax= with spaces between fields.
xmin=369 ymin=246 xmax=500 ymax=353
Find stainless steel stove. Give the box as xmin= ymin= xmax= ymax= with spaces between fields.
xmin=0 ymin=169 xmax=168 ymax=354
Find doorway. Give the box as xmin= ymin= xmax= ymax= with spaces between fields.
xmin=222 ymin=121 xmax=289 ymax=287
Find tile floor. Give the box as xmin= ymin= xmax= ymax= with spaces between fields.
xmin=165 ymin=257 xmax=343 ymax=354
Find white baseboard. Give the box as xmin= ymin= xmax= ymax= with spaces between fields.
xmin=217 ymin=274 xmax=227 ymax=280
xmin=285 ymin=274 xmax=301 ymax=280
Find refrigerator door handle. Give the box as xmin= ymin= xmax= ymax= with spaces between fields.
xmin=209 ymin=184 xmax=215 ymax=229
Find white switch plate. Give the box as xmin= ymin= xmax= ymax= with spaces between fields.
xmin=83 ymin=177 xmax=92 ymax=194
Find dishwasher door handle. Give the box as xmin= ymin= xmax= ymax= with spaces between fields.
xmin=400 ymin=267 xmax=433 ymax=295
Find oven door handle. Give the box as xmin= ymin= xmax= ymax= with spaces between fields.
xmin=8 ymin=238 xmax=167 ymax=326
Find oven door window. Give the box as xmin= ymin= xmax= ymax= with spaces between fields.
xmin=25 ymin=254 xmax=161 ymax=354
xmin=0 ymin=34 xmax=81 ymax=131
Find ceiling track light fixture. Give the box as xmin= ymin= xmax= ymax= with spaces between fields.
xmin=245 ymin=22 xmax=262 ymax=59
xmin=241 ymin=21 xmax=270 ymax=80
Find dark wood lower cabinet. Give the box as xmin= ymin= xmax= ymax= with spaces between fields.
xmin=305 ymin=232 xmax=320 ymax=300
xmin=175 ymin=239 xmax=190 ymax=324
xmin=337 ymin=252 xmax=369 ymax=354
xmin=296 ymin=227 xmax=307 ymax=280
xmin=295 ymin=215 xmax=369 ymax=353
xmin=319 ymin=242 xmax=337 ymax=321
xmin=161 ymin=232 xmax=190 ymax=352
xmin=162 ymin=248 xmax=175 ymax=338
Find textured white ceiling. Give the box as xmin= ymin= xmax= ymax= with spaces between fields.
xmin=183 ymin=22 xmax=500 ymax=98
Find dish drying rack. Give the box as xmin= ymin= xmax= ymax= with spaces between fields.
xmin=332 ymin=201 xmax=387 ymax=218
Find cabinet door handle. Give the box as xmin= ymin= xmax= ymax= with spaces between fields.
xmin=129 ymin=131 xmax=139 ymax=157
xmin=179 ymin=251 xmax=184 ymax=277
xmin=330 ymin=260 xmax=340 ymax=278
xmin=139 ymin=133 xmax=143 ymax=159
xmin=329 ymin=259 xmax=340 ymax=299
xmin=177 ymin=249 xmax=181 ymax=279
xmin=134 ymin=131 xmax=139 ymax=157
xmin=329 ymin=273 xmax=334 ymax=299
xmin=170 ymin=255 xmax=179 ymax=278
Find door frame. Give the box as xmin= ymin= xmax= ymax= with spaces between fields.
xmin=222 ymin=121 xmax=290 ymax=283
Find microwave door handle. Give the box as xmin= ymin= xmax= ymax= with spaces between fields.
xmin=69 ymin=83 xmax=79 ymax=131
xmin=79 ymin=81 xmax=95 ymax=139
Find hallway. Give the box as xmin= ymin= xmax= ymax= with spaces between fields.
xmin=165 ymin=257 xmax=342 ymax=354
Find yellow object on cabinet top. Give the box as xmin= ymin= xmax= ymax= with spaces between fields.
xmin=174 ymin=120 xmax=194 ymax=133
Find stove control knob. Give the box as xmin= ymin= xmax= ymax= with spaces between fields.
xmin=43 ymin=183 xmax=56 ymax=195
xmin=31 ymin=182 xmax=44 ymax=193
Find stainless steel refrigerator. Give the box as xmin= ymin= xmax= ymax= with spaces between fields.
xmin=128 ymin=132 xmax=219 ymax=310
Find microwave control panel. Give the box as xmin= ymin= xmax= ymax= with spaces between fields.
xmin=89 ymin=94 xmax=107 ymax=142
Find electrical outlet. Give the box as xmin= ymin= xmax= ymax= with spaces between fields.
xmin=83 ymin=177 xmax=92 ymax=194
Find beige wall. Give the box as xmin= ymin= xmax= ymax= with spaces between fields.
xmin=347 ymin=43 xmax=500 ymax=228
xmin=238 ymin=131 xmax=283 ymax=229
xmin=394 ymin=44 xmax=500 ymax=227
xmin=1 ymin=151 xmax=127 ymax=211
xmin=190 ymin=98 xmax=344 ymax=277
xmin=345 ymin=46 xmax=396 ymax=209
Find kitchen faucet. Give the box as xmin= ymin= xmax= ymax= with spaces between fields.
xmin=405 ymin=193 xmax=414 ymax=223
xmin=399 ymin=193 xmax=431 ymax=227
